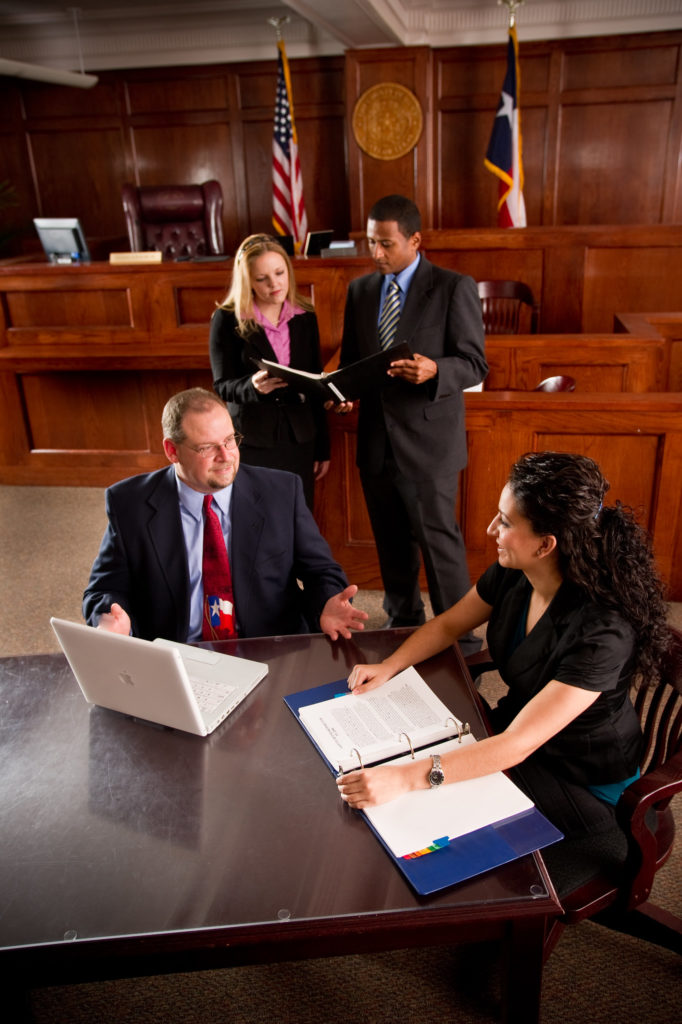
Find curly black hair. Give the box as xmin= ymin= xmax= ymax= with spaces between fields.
xmin=507 ymin=451 xmax=670 ymax=682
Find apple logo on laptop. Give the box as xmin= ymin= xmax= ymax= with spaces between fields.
xmin=119 ymin=669 xmax=135 ymax=687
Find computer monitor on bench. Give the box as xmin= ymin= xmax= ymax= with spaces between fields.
xmin=33 ymin=217 xmax=91 ymax=264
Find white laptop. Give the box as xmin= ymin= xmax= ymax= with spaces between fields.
xmin=50 ymin=617 xmax=268 ymax=736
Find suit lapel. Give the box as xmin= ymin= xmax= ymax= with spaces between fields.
xmin=249 ymin=324 xmax=277 ymax=362
xmin=146 ymin=467 xmax=190 ymax=637
xmin=360 ymin=274 xmax=383 ymax=354
xmin=394 ymin=255 xmax=433 ymax=345
xmin=229 ymin=471 xmax=266 ymax=630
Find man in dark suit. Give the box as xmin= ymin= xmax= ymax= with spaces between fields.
xmin=338 ymin=195 xmax=487 ymax=648
xmin=83 ymin=387 xmax=367 ymax=642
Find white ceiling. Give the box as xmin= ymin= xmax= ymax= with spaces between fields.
xmin=0 ymin=1 xmax=681 ymax=72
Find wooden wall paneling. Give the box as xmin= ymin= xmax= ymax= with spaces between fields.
xmin=615 ymin=312 xmax=682 ymax=391
xmin=0 ymin=371 xmax=30 ymax=469
xmin=314 ymin=406 xmax=384 ymax=590
xmin=554 ymin=34 xmax=680 ymax=226
xmin=484 ymin=334 xmax=668 ymax=392
xmin=581 ymin=246 xmax=682 ymax=332
xmin=555 ymin=99 xmax=672 ymax=225
xmin=316 ymin=393 xmax=682 ymax=598
xmin=3 ymin=34 xmax=682 ymax=264
xmin=540 ymin=242 xmax=586 ymax=333
xmin=27 ymin=123 xmax=130 ymax=239
xmin=423 ymin=245 xmax=544 ymax=327
xmin=234 ymin=57 xmax=348 ymax=251
xmin=0 ymin=84 xmax=38 ymax=254
xmin=344 ymin=47 xmax=433 ymax=231
xmin=459 ymin=394 xmax=682 ymax=596
xmin=663 ymin=64 xmax=682 ymax=221
xmin=21 ymin=371 xmax=150 ymax=451
xmin=294 ymin=260 xmax=371 ymax=365
xmin=434 ymin=46 xmax=552 ymax=229
xmin=129 ymin=119 xmax=238 ymax=239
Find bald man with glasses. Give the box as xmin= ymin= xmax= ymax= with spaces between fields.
xmin=84 ymin=388 xmax=367 ymax=643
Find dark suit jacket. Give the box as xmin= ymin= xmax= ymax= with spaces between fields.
xmin=209 ymin=307 xmax=329 ymax=461
xmin=340 ymin=255 xmax=487 ymax=479
xmin=83 ymin=464 xmax=348 ymax=641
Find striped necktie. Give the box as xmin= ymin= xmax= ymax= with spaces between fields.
xmin=378 ymin=277 xmax=401 ymax=350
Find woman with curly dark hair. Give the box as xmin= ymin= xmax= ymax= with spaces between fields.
xmin=337 ymin=451 xmax=670 ymax=840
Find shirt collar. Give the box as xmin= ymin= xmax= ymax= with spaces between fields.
xmin=175 ymin=472 xmax=233 ymax=522
xmin=253 ymin=298 xmax=301 ymax=331
xmin=381 ymin=252 xmax=421 ymax=299
xmin=394 ymin=252 xmax=420 ymax=292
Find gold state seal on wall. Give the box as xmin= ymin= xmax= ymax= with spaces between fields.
xmin=352 ymin=83 xmax=424 ymax=160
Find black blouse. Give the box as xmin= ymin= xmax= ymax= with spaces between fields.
xmin=476 ymin=563 xmax=642 ymax=786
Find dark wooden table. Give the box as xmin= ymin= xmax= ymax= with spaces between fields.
xmin=0 ymin=630 xmax=561 ymax=1021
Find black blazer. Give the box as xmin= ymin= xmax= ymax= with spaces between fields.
xmin=340 ymin=256 xmax=487 ymax=479
xmin=83 ymin=464 xmax=348 ymax=641
xmin=209 ymin=307 xmax=329 ymax=461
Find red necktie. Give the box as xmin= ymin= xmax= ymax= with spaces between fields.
xmin=202 ymin=494 xmax=237 ymax=640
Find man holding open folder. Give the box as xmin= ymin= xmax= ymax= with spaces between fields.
xmin=337 ymin=195 xmax=487 ymax=649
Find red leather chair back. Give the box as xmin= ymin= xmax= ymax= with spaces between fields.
xmin=122 ymin=181 xmax=224 ymax=259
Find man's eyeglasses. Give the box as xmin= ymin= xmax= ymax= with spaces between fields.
xmin=184 ymin=433 xmax=244 ymax=459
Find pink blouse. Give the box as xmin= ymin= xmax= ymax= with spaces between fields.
xmin=252 ymin=299 xmax=304 ymax=366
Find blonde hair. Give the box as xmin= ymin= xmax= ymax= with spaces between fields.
xmin=216 ymin=234 xmax=313 ymax=337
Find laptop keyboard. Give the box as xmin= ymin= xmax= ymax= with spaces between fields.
xmin=189 ymin=675 xmax=235 ymax=714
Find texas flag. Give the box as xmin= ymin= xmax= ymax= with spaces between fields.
xmin=484 ymin=24 xmax=527 ymax=228
xmin=207 ymin=596 xmax=234 ymax=634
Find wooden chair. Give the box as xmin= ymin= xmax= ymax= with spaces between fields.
xmin=533 ymin=375 xmax=576 ymax=392
xmin=477 ymin=279 xmax=539 ymax=334
xmin=465 ymin=626 xmax=682 ymax=959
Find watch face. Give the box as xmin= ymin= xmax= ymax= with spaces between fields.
xmin=429 ymin=767 xmax=445 ymax=787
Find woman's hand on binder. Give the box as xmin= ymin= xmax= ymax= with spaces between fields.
xmin=324 ymin=399 xmax=354 ymax=415
xmin=337 ymin=763 xmax=419 ymax=809
xmin=347 ymin=662 xmax=395 ymax=693
xmin=251 ymin=369 xmax=287 ymax=394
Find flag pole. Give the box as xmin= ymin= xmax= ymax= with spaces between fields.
xmin=268 ymin=15 xmax=308 ymax=252
xmin=267 ymin=15 xmax=289 ymax=40
xmin=497 ymin=0 xmax=525 ymax=28
xmin=485 ymin=1 xmax=527 ymax=227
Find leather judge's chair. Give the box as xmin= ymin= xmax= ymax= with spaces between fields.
xmin=466 ymin=627 xmax=682 ymax=959
xmin=122 ymin=181 xmax=224 ymax=259
xmin=477 ymin=279 xmax=539 ymax=334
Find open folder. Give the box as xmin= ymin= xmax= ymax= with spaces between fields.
xmin=253 ymin=341 xmax=412 ymax=403
xmin=284 ymin=668 xmax=563 ymax=895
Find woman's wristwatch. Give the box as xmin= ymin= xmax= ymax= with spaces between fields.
xmin=428 ymin=753 xmax=445 ymax=788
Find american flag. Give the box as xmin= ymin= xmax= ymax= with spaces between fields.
xmin=484 ymin=25 xmax=526 ymax=228
xmin=272 ymin=39 xmax=308 ymax=248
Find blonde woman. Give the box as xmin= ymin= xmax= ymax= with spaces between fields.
xmin=209 ymin=234 xmax=329 ymax=508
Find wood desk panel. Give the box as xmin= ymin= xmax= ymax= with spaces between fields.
xmin=484 ymin=334 xmax=668 ymax=392
xmin=316 ymin=393 xmax=682 ymax=600
xmin=0 ymin=635 xmax=560 ymax=1023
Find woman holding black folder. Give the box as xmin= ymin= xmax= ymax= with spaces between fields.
xmin=209 ymin=234 xmax=329 ymax=508
xmin=338 ymin=451 xmax=670 ymax=841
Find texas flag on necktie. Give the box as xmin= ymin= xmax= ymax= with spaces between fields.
xmin=207 ymin=596 xmax=234 ymax=634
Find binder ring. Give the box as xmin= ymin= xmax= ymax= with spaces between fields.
xmin=399 ymin=732 xmax=415 ymax=759
xmin=350 ymin=747 xmax=364 ymax=769
xmin=446 ymin=717 xmax=471 ymax=743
